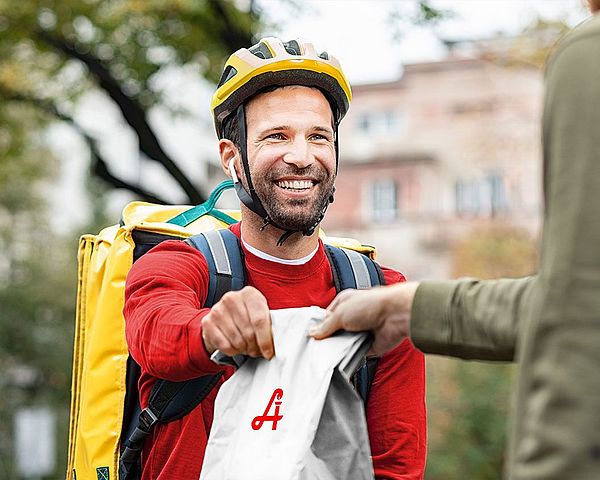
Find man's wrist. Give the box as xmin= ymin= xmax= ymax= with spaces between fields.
xmin=202 ymin=328 xmax=216 ymax=355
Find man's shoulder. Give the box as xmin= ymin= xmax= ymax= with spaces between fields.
xmin=129 ymin=239 xmax=208 ymax=278
xmin=380 ymin=264 xmax=406 ymax=286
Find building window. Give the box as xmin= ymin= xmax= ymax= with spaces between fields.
xmin=488 ymin=174 xmax=508 ymax=216
xmin=455 ymin=174 xmax=508 ymax=217
xmin=357 ymin=113 xmax=370 ymax=132
xmin=357 ymin=110 xmax=406 ymax=135
xmin=455 ymin=180 xmax=478 ymax=215
xmin=371 ymin=179 xmax=398 ymax=222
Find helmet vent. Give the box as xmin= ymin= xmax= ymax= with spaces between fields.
xmin=249 ymin=42 xmax=273 ymax=59
xmin=217 ymin=65 xmax=238 ymax=87
xmin=283 ymin=40 xmax=301 ymax=55
xmin=318 ymin=51 xmax=329 ymax=60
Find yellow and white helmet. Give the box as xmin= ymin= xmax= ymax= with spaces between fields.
xmin=211 ymin=37 xmax=352 ymax=137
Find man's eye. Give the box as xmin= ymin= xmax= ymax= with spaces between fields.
xmin=266 ymin=133 xmax=285 ymax=140
xmin=310 ymin=134 xmax=330 ymax=141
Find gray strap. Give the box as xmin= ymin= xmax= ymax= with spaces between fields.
xmin=203 ymin=230 xmax=232 ymax=275
xmin=342 ymin=249 xmax=372 ymax=289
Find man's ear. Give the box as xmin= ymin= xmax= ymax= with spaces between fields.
xmin=219 ymin=139 xmax=239 ymax=179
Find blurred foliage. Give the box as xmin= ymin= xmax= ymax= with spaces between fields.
xmin=0 ymin=0 xmax=258 ymax=204
xmin=451 ymin=225 xmax=538 ymax=279
xmin=425 ymin=226 xmax=538 ymax=479
xmin=0 ymin=101 xmax=75 ymax=477
xmin=425 ymin=359 xmax=514 ymax=480
xmin=482 ymin=17 xmax=572 ymax=70
xmin=388 ymin=0 xmax=455 ymax=39
xmin=508 ymin=18 xmax=572 ymax=69
xmin=0 ymin=0 xmax=255 ymax=105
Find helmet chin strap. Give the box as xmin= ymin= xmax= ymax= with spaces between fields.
xmin=230 ymin=104 xmax=338 ymax=246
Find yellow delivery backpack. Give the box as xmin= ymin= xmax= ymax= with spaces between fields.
xmin=67 ymin=180 xmax=382 ymax=480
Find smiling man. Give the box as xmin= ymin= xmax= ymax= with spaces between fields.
xmin=124 ymin=37 xmax=426 ymax=479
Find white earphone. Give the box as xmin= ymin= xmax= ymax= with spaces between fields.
xmin=228 ymin=159 xmax=239 ymax=183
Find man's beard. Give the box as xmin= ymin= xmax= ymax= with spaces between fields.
xmin=250 ymin=164 xmax=335 ymax=232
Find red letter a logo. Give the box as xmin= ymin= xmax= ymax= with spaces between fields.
xmin=251 ymin=388 xmax=284 ymax=431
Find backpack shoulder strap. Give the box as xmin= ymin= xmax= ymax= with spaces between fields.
xmin=324 ymin=244 xmax=384 ymax=291
xmin=185 ymin=228 xmax=246 ymax=306
xmin=324 ymin=244 xmax=386 ymax=404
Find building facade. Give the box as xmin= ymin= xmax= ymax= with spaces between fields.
xmin=324 ymin=55 xmax=544 ymax=280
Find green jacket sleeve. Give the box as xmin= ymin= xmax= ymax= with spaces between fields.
xmin=410 ymin=276 xmax=535 ymax=361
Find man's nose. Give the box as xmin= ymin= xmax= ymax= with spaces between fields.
xmin=282 ymin=138 xmax=313 ymax=169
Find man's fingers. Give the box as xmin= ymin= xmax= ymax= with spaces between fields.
xmin=212 ymin=292 xmax=253 ymax=351
xmin=204 ymin=323 xmax=236 ymax=356
xmin=243 ymin=289 xmax=274 ymax=359
xmin=253 ymin=319 xmax=274 ymax=359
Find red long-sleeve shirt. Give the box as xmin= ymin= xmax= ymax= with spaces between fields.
xmin=124 ymin=223 xmax=427 ymax=479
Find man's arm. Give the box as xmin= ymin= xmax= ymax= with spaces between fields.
xmin=124 ymin=240 xmax=223 ymax=381
xmin=124 ymin=240 xmax=273 ymax=382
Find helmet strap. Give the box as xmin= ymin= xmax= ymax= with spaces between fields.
xmin=234 ymin=105 xmax=270 ymax=221
xmin=334 ymin=125 xmax=340 ymax=174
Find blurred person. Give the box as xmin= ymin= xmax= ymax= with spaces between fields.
xmin=311 ymin=2 xmax=600 ymax=479
xmin=124 ymin=37 xmax=427 ymax=479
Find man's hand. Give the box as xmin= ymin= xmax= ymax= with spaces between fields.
xmin=309 ymin=282 xmax=420 ymax=356
xmin=201 ymin=286 xmax=274 ymax=359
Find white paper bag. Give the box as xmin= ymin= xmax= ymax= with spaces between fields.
xmin=200 ymin=307 xmax=374 ymax=480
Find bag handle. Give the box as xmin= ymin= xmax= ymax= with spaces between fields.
xmin=167 ymin=179 xmax=237 ymax=227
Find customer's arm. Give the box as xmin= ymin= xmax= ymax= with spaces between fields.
xmin=411 ymin=276 xmax=535 ymax=361
xmin=312 ymin=276 xmax=534 ymax=360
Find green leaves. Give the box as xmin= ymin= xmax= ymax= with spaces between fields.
xmin=2 ymin=0 xmax=256 ymax=107
xmin=0 ymin=0 xmax=258 ymax=203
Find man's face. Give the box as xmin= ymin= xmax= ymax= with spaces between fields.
xmin=243 ymin=86 xmax=336 ymax=232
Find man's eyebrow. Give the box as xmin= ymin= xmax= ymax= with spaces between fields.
xmin=255 ymin=125 xmax=334 ymax=137
xmin=312 ymin=126 xmax=334 ymax=135
xmin=256 ymin=125 xmax=291 ymax=136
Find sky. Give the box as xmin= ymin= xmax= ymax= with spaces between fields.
xmin=257 ymin=0 xmax=589 ymax=83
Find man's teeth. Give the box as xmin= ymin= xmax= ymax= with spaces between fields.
xmin=277 ymin=180 xmax=314 ymax=190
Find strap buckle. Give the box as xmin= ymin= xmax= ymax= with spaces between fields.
xmin=138 ymin=408 xmax=158 ymax=433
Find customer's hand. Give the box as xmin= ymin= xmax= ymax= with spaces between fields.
xmin=309 ymin=282 xmax=420 ymax=356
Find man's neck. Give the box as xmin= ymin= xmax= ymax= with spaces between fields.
xmin=239 ymin=208 xmax=320 ymax=260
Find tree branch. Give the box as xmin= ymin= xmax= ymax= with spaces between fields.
xmin=37 ymin=31 xmax=205 ymax=204
xmin=207 ymin=0 xmax=254 ymax=52
xmin=0 ymin=87 xmax=169 ymax=204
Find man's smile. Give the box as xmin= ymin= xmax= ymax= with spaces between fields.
xmin=275 ymin=179 xmax=316 ymax=192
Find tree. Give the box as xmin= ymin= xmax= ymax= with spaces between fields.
xmin=0 ymin=0 xmax=258 ymax=204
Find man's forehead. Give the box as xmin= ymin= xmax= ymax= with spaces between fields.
xmin=245 ymin=86 xmax=335 ymax=128
xmin=247 ymin=85 xmax=331 ymax=110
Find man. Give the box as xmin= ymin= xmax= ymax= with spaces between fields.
xmin=311 ymin=3 xmax=600 ymax=479
xmin=124 ymin=37 xmax=426 ymax=479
